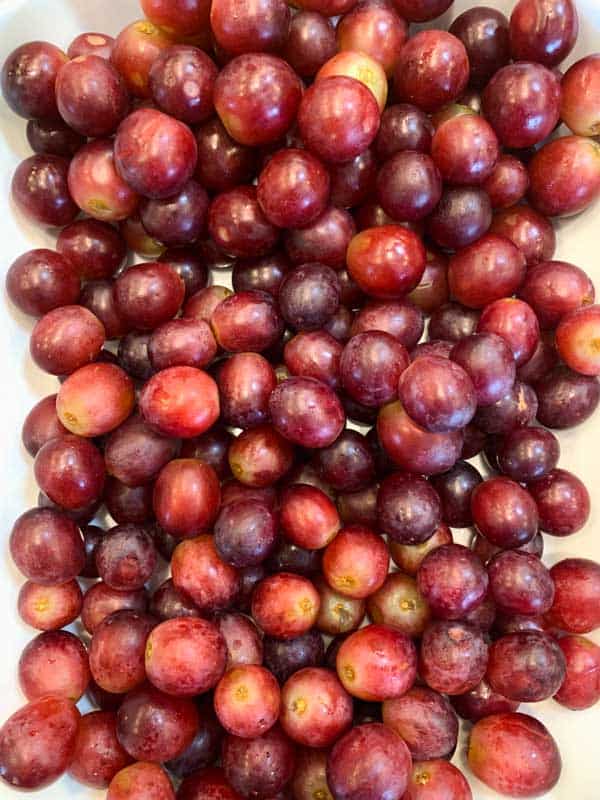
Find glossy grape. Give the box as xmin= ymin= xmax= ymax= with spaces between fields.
xmin=394 ymin=30 xmax=469 ymax=112
xmin=509 ymin=0 xmax=578 ymax=67
xmin=383 ymin=686 xmax=458 ymax=761
xmin=327 ymin=723 xmax=412 ymax=800
xmin=298 ymin=76 xmax=380 ymax=164
xmin=482 ymin=62 xmax=561 ymax=149
xmin=449 ymin=7 xmax=510 ymax=88
xmin=0 ymin=696 xmax=79 ymax=790
xmin=12 ymin=154 xmax=78 ymax=227
xmin=2 ymin=41 xmax=67 ymax=119
xmin=214 ymin=54 xmax=302 ymax=147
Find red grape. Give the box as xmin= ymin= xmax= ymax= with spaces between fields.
xmin=111 ymin=20 xmax=173 ymax=97
xmin=468 ymin=713 xmax=561 ymax=796
xmin=19 ymin=629 xmax=90 ymax=702
xmin=56 ymin=54 xmax=129 ymax=137
xmin=285 ymin=11 xmax=337 ymax=77
xmin=68 ymin=139 xmax=139 ymax=222
xmin=0 ymin=696 xmax=79 ymax=790
xmin=68 ymin=711 xmax=132 ymax=789
xmin=336 ymin=624 xmax=417 ymax=700
xmin=6 ymin=249 xmax=80 ymax=318
xmin=12 ymin=154 xmax=77 ymax=227
xmin=172 ymin=535 xmax=240 ymax=613
xmin=2 ymin=41 xmax=67 ymax=119
xmin=140 ymin=366 xmax=219 ymax=438
xmin=509 ymin=0 xmax=578 ymax=67
xmin=146 ymin=617 xmax=226 ymax=697
xmin=482 ymin=62 xmax=561 ymax=148
xmin=561 ymin=54 xmax=600 ymax=137
xmin=215 ymin=665 xmax=281 ymax=738
xmin=214 ymin=54 xmax=302 ymax=147
xmin=107 ymin=762 xmax=175 ymax=800
xmin=211 ymin=0 xmax=290 ymax=55
xmin=382 ymin=686 xmax=458 ymax=760
xmin=18 ymin=578 xmax=82 ymax=631
xmin=68 ymin=32 xmax=114 ymax=59
xmin=394 ymin=30 xmax=469 ymax=112
xmin=528 ymin=135 xmax=600 ymax=218
xmin=298 ymin=76 xmax=380 ymax=164
xmin=327 ymin=723 xmax=412 ymax=800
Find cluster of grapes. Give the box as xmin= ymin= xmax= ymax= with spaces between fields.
xmin=1 ymin=0 xmax=600 ymax=798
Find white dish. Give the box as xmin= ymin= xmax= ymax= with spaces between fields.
xmin=1 ymin=0 xmax=599 ymax=797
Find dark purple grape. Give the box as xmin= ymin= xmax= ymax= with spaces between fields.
xmin=104 ymin=478 xmax=154 ymax=525
xmin=263 ymin=631 xmax=325 ymax=684
xmin=374 ymin=103 xmax=434 ymax=160
xmin=377 ymin=473 xmax=441 ymax=545
xmin=284 ymin=11 xmax=337 ymax=77
xmin=195 ymin=118 xmax=258 ymax=192
xmin=139 ymin=181 xmax=209 ymax=246
xmin=474 ymin=381 xmax=538 ymax=434
xmin=449 ymin=7 xmax=510 ymax=88
xmin=12 ymin=155 xmax=78 ymax=227
xmin=452 ymin=678 xmax=519 ymax=722
xmin=214 ymin=500 xmax=277 ymax=568
xmin=312 ymin=430 xmax=375 ymax=492
xmin=451 ymin=333 xmax=516 ymax=407
xmin=149 ymin=45 xmax=217 ymax=125
xmin=431 ymin=461 xmax=482 ymax=528
xmin=330 ymin=149 xmax=377 ymax=208
xmin=6 ymin=249 xmax=80 ymax=318
xmin=117 ymin=332 xmax=154 ymax=381
xmin=535 ymin=366 xmax=600 ymax=429
xmin=150 ymin=579 xmax=200 ymax=621
xmin=180 ymin=427 xmax=233 ymax=480
xmin=429 ymin=303 xmax=480 ymax=342
xmin=382 ymin=687 xmax=458 ymax=760
xmin=159 ymin=248 xmax=209 ymax=298
xmin=427 ymin=187 xmax=492 ymax=251
xmin=232 ymin=252 xmax=290 ymax=298
xmin=497 ymin=426 xmax=560 ymax=481
xmin=278 ymin=263 xmax=341 ymax=332
xmin=222 ymin=726 xmax=296 ymax=799
xmin=26 ymin=118 xmax=85 ymax=158
xmin=377 ymin=151 xmax=442 ymax=222
xmin=2 ymin=41 xmax=68 ymax=119
xmin=165 ymin=700 xmax=223 ymax=778
xmin=471 ymin=532 xmax=544 ymax=566
xmin=266 ymin=540 xmax=322 ymax=577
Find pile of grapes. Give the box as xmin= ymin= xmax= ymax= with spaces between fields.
xmin=1 ymin=0 xmax=600 ymax=797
